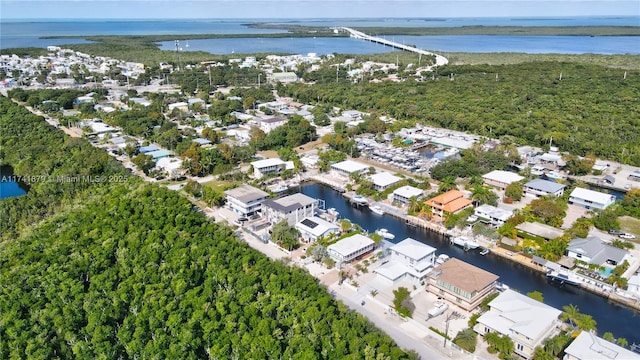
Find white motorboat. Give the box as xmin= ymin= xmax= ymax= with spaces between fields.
xmin=496 ymin=282 xmax=510 ymax=292
xmin=369 ymin=205 xmax=385 ymax=215
xmin=479 ymin=247 xmax=490 ymax=256
xmin=427 ymin=301 xmax=449 ymax=318
xmin=375 ymin=228 xmax=395 ymax=239
xmin=436 ymin=254 xmax=450 ymax=265
xmin=451 ymin=236 xmax=480 ymax=250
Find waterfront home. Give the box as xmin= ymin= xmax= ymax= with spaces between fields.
xmin=295 ymin=216 xmax=339 ymax=243
xmin=515 ymin=222 xmax=564 ymax=241
xmin=569 ymin=187 xmax=616 ymax=210
xmin=375 ymin=238 xmax=437 ymax=284
xmin=566 ymin=236 xmax=629 ymax=267
xmin=474 ymin=289 xmax=562 ymax=359
xmin=369 ymin=172 xmax=402 ymax=191
xmin=327 ymin=234 xmax=376 ymax=266
xmin=392 ymin=185 xmax=424 ymax=205
xmin=250 ymin=158 xmax=287 ymax=179
xmin=523 ymin=178 xmax=566 ymax=198
xmin=259 ymin=117 xmax=287 ymax=133
xmin=473 ymin=204 xmax=513 ymax=228
xmin=262 ymin=193 xmax=318 ymax=226
xmin=537 ymin=152 xmax=565 ymax=169
xmin=482 ymin=170 xmax=524 ymax=190
xmin=425 ymin=190 xmax=473 ymax=218
xmin=330 ymin=160 xmax=370 ymax=179
xmin=224 ymin=184 xmax=269 ymax=218
xmin=428 ymin=258 xmax=499 ymax=311
xmin=563 ymin=330 xmax=640 ymax=360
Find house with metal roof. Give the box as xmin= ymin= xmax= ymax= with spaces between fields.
xmin=482 ymin=170 xmax=524 ymax=190
xmin=428 ymin=258 xmax=499 ymax=311
xmin=295 ymin=216 xmax=339 ymax=242
xmin=262 ymin=193 xmax=318 ymax=226
xmin=425 ymin=190 xmax=472 ymax=217
xmin=224 ymin=184 xmax=269 ymax=217
xmin=523 ymin=178 xmax=566 ymax=198
xmin=250 ymin=158 xmax=287 ymax=179
xmin=147 ymin=149 xmax=172 ymax=162
xmin=392 ymin=185 xmax=424 ymax=205
xmin=330 ymin=160 xmax=370 ymax=178
xmin=569 ymin=187 xmax=616 ymax=210
xmin=516 ymin=222 xmax=564 ymax=241
xmin=327 ymin=234 xmax=375 ymax=265
xmin=566 ymin=236 xmax=629 ymax=267
xmin=369 ymin=172 xmax=402 ymax=191
xmin=563 ymin=330 xmax=640 ymax=360
xmin=375 ymin=238 xmax=437 ymax=284
xmin=474 ymin=289 xmax=562 ymax=359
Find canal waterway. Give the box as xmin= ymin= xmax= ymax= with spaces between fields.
xmin=301 ymin=182 xmax=640 ymax=344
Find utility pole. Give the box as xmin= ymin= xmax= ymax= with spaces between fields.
xmin=175 ymin=40 xmax=182 ymax=71
xmin=258 ymin=73 xmax=261 ymax=87
xmin=208 ymin=65 xmax=212 ymax=86
xmin=444 ymin=311 xmax=456 ymax=348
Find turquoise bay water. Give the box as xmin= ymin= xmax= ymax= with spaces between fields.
xmin=1 ymin=17 xmax=639 ymax=54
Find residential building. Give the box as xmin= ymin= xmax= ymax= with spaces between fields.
xmin=369 ymin=172 xmax=402 ymax=191
xmin=516 ymin=222 xmax=564 ymax=241
xmin=268 ymin=72 xmax=298 ymax=83
xmin=167 ymin=102 xmax=189 ymax=112
xmin=563 ymin=331 xmax=640 ymax=360
xmin=224 ymin=184 xmax=269 ymax=218
xmin=327 ymin=234 xmax=376 ymax=265
xmin=628 ymin=274 xmax=640 ymax=296
xmin=537 ymin=152 xmax=565 ymax=169
xmin=523 ymin=178 xmax=566 ymax=198
xmin=482 ymin=170 xmax=524 ymax=190
xmin=473 ymin=204 xmax=513 ymax=228
xmin=259 ymin=117 xmax=287 ymax=133
xmin=375 ymin=238 xmax=437 ymax=284
xmin=566 ymin=236 xmax=629 ymax=267
xmin=428 ymin=258 xmax=499 ymax=311
xmin=138 ymin=144 xmax=160 ymax=154
xmin=474 ymin=289 xmax=562 ymax=359
xmin=192 ymin=138 xmax=212 ymax=146
xmin=295 ymin=216 xmax=340 ymax=242
xmin=392 ymin=185 xmax=424 ymax=205
xmin=262 ymin=193 xmax=318 ymax=226
xmin=155 ymin=157 xmax=183 ymax=178
xmin=569 ymin=187 xmax=616 ymax=210
xmin=251 ymin=158 xmax=286 ymax=179
xmin=330 ymin=160 xmax=370 ymax=179
xmin=425 ymin=190 xmax=473 ymax=218
xmin=147 ymin=149 xmax=172 ymax=162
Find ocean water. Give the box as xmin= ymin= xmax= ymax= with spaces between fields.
xmin=1 ymin=17 xmax=639 ymax=54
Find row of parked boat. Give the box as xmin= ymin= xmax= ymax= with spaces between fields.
xmin=356 ymin=137 xmax=439 ymax=173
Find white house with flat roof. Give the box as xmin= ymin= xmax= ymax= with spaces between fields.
xmin=330 ymin=160 xmax=370 ymax=178
xmin=473 ymin=204 xmax=513 ymax=228
xmin=155 ymin=157 xmax=183 ymax=178
xmin=375 ymin=238 xmax=436 ymax=284
xmin=563 ymin=331 xmax=640 ymax=360
xmin=482 ymin=170 xmax=524 ymax=190
xmin=569 ymin=187 xmax=616 ymax=210
xmin=259 ymin=117 xmax=287 ymax=133
xmin=224 ymin=184 xmax=269 ymax=218
xmin=524 ymin=178 xmax=566 ymax=198
xmin=474 ymin=289 xmax=562 ymax=359
xmin=251 ymin=158 xmax=287 ymax=179
xmin=369 ymin=172 xmax=402 ymax=191
xmin=295 ymin=216 xmax=339 ymax=242
xmin=262 ymin=193 xmax=318 ymax=226
xmin=393 ymin=185 xmax=424 ymax=205
xmin=327 ymin=234 xmax=376 ymax=265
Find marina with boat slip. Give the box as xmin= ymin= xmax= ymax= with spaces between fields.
xmin=301 ymin=182 xmax=640 ymax=345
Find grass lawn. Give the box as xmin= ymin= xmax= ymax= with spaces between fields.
xmin=202 ymin=179 xmax=232 ymax=191
xmin=619 ymin=216 xmax=640 ymax=239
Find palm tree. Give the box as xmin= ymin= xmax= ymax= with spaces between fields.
xmin=576 ymin=313 xmax=597 ymax=331
xmin=453 ymin=328 xmax=477 ymax=353
xmin=617 ymin=338 xmax=629 ymax=348
xmin=561 ymin=304 xmax=580 ymax=329
xmin=472 ymin=185 xmax=498 ymax=206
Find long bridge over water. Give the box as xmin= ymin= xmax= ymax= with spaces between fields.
xmin=339 ymin=27 xmax=448 ymax=67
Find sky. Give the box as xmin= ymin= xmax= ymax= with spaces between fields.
xmin=2 ymin=0 xmax=639 ymax=19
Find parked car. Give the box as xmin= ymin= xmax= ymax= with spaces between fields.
xmin=609 ymin=229 xmax=622 ymax=235
xmin=619 ymin=233 xmax=637 ymax=240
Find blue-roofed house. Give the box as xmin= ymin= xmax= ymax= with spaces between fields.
xmin=523 ymin=178 xmax=566 ymax=198
xmin=147 ymin=149 xmax=172 ymax=162
xmin=139 ymin=144 xmax=161 ymax=154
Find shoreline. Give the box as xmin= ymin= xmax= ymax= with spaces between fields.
xmin=315 ymin=177 xmax=640 ymax=313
